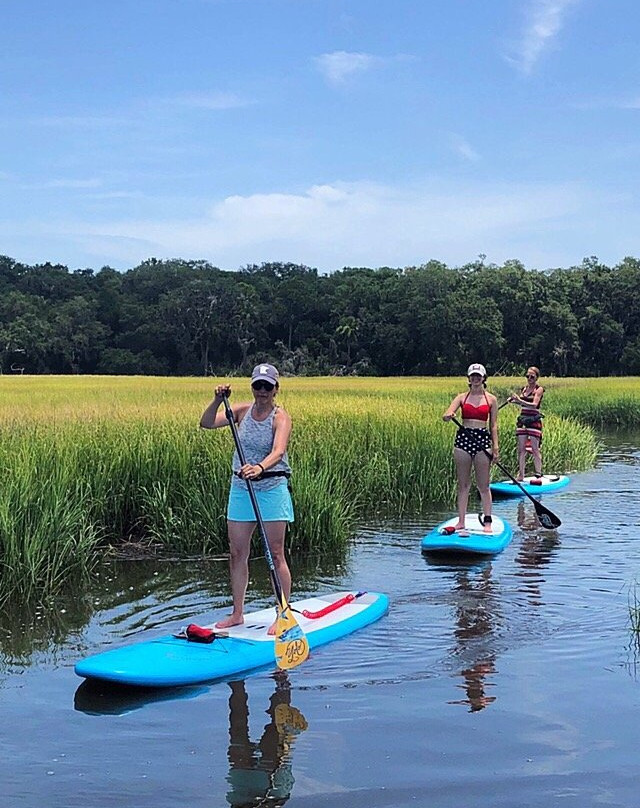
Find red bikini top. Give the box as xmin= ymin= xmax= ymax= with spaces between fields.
xmin=461 ymin=392 xmax=490 ymax=422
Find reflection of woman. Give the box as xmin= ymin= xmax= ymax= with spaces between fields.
xmin=226 ymin=672 xmax=307 ymax=808
xmin=515 ymin=501 xmax=559 ymax=608
xmin=449 ymin=565 xmax=497 ymax=712
xmin=200 ymin=363 xmax=293 ymax=633
xmin=509 ymin=366 xmax=544 ymax=480
xmin=442 ymin=363 xmax=499 ymax=536
xmin=457 ymin=659 xmax=497 ymax=712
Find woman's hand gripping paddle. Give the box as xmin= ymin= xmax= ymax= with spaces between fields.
xmin=222 ymin=395 xmax=309 ymax=670
xmin=450 ymin=416 xmax=561 ymax=530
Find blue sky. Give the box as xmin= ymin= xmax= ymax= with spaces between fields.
xmin=1 ymin=0 xmax=639 ymax=272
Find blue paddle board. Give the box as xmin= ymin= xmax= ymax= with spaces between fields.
xmin=75 ymin=591 xmax=389 ymax=687
xmin=490 ymin=474 xmax=570 ymax=497
xmin=421 ymin=514 xmax=512 ymax=556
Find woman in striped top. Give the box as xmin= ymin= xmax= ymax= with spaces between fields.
xmin=509 ymin=366 xmax=544 ymax=481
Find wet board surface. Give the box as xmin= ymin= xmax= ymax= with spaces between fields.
xmin=75 ymin=590 xmax=389 ymax=687
xmin=490 ymin=474 xmax=570 ymax=497
xmin=421 ymin=514 xmax=513 ymax=556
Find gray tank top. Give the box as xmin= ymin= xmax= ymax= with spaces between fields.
xmin=231 ymin=405 xmax=291 ymax=491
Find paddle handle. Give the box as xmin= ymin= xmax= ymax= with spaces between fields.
xmin=222 ymin=395 xmax=283 ymax=603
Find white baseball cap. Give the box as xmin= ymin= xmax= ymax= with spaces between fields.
xmin=467 ymin=363 xmax=487 ymax=377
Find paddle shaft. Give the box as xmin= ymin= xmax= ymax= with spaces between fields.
xmin=222 ymin=394 xmax=285 ymax=606
xmin=449 ymin=415 xmax=561 ymax=528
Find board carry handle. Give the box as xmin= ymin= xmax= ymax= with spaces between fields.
xmin=295 ymin=591 xmax=366 ymax=620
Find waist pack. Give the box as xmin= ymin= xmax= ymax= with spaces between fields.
xmin=517 ymin=413 xmax=543 ymax=428
xmin=234 ymin=469 xmax=291 ymax=481
xmin=234 ymin=469 xmax=293 ymax=495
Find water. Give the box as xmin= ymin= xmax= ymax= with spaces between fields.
xmin=2 ymin=433 xmax=640 ymax=807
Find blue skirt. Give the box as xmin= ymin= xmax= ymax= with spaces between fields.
xmin=227 ymin=481 xmax=294 ymax=523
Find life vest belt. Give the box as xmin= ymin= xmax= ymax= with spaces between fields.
xmin=234 ymin=469 xmax=291 ymax=481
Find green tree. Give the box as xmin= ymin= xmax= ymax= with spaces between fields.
xmin=49 ymin=297 xmax=110 ymax=373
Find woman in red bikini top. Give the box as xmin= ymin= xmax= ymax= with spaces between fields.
xmin=460 ymin=393 xmax=491 ymax=423
xmin=442 ymin=363 xmax=500 ymax=536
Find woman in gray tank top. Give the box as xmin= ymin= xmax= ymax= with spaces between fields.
xmin=200 ymin=363 xmax=293 ymax=634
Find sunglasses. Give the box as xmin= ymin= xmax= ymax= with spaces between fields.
xmin=526 ymin=374 xmax=537 ymax=380
xmin=252 ymin=380 xmax=275 ymax=392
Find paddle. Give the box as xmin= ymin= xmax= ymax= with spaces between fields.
xmin=449 ymin=416 xmax=561 ymax=530
xmin=222 ymin=394 xmax=309 ymax=670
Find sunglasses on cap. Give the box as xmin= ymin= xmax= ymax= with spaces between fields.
xmin=251 ymin=380 xmax=275 ymax=392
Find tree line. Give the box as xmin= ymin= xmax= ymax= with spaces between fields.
xmin=1 ymin=254 xmax=639 ymax=377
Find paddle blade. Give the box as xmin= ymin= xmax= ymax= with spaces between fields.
xmin=274 ymin=703 xmax=309 ymax=735
xmin=534 ymin=501 xmax=561 ymax=529
xmin=274 ymin=603 xmax=310 ymax=670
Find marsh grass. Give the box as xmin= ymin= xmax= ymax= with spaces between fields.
xmin=629 ymin=583 xmax=640 ymax=653
xmin=0 ymin=375 xmax=634 ymax=601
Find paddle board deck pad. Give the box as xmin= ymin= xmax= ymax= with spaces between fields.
xmin=490 ymin=474 xmax=570 ymax=497
xmin=421 ymin=514 xmax=512 ymax=555
xmin=75 ymin=591 xmax=389 ymax=687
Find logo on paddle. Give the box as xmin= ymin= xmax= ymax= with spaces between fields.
xmin=283 ymin=639 xmax=308 ymax=667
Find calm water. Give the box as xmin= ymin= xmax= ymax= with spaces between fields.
xmin=2 ymin=432 xmax=640 ymax=807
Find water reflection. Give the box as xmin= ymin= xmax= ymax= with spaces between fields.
xmin=74 ymin=671 xmax=309 ymax=806
xmin=73 ymin=679 xmax=208 ymax=715
xmin=448 ymin=562 xmax=498 ymax=712
xmin=515 ymin=501 xmax=559 ymax=608
xmin=225 ymin=672 xmax=307 ymax=808
xmin=0 ymin=587 xmax=94 ymax=666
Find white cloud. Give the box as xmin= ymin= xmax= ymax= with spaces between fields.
xmin=40 ymin=178 xmax=605 ymax=271
xmin=25 ymin=92 xmax=251 ymax=132
xmin=450 ymin=134 xmax=480 ymax=162
xmin=19 ymin=178 xmax=102 ymax=190
xmin=570 ymin=93 xmax=640 ymax=111
xmin=315 ymin=51 xmax=380 ymax=85
xmin=614 ymin=97 xmax=640 ymax=110
xmin=31 ymin=115 xmax=128 ymax=128
xmin=160 ymin=91 xmax=253 ymax=110
xmin=508 ymin=0 xmax=580 ymax=75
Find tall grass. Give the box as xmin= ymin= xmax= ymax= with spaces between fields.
xmin=0 ymin=375 xmax=633 ymax=601
xmin=629 ymin=583 xmax=640 ymax=654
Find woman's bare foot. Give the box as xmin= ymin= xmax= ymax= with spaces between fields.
xmin=267 ymin=619 xmax=277 ymax=636
xmin=215 ymin=614 xmax=244 ymax=629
